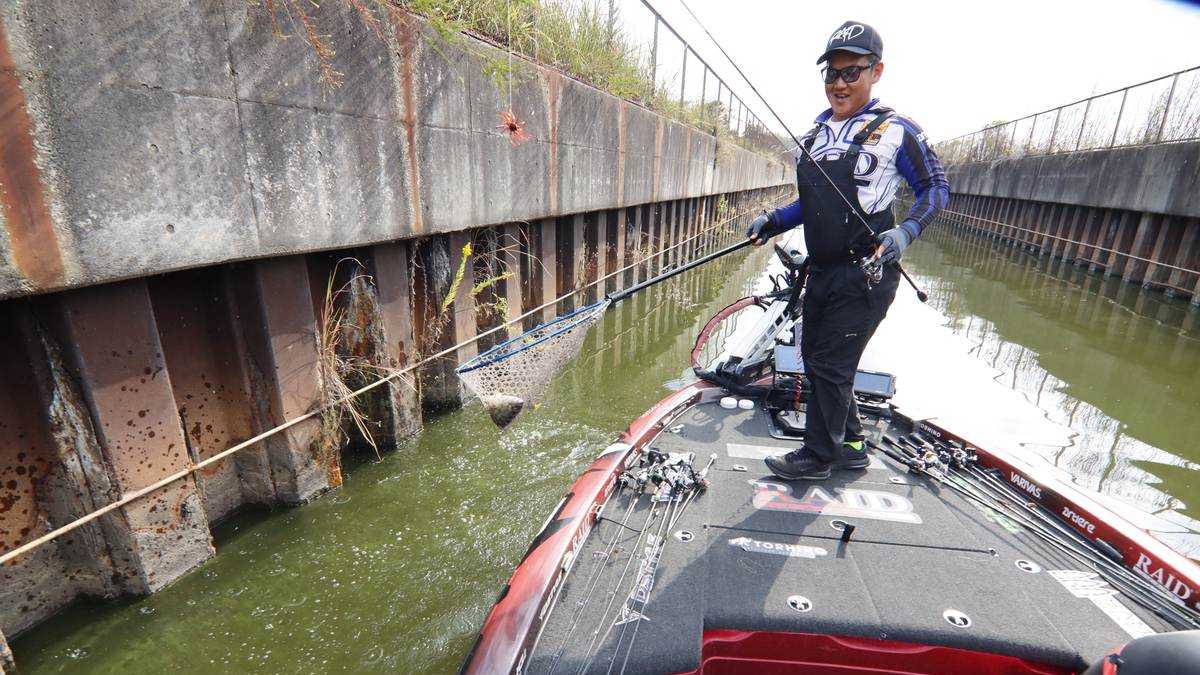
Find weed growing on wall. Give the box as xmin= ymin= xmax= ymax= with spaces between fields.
xmin=243 ymin=0 xmax=781 ymax=158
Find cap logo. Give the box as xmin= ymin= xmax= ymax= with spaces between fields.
xmin=829 ymin=24 xmax=864 ymax=45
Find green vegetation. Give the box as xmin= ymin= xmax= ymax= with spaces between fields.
xmin=247 ymin=0 xmax=783 ymax=159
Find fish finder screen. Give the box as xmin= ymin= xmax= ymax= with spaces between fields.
xmin=853 ymin=371 xmax=896 ymax=399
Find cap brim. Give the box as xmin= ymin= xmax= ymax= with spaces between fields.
xmin=816 ymin=46 xmax=874 ymax=64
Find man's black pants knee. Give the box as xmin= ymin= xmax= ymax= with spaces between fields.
xmin=800 ymin=263 xmax=900 ymax=463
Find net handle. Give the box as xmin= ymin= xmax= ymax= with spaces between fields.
xmin=605 ymin=239 xmax=751 ymax=304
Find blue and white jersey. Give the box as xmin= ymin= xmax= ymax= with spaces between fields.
xmin=773 ymin=98 xmax=950 ymax=242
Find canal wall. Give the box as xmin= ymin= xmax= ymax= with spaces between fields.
xmin=0 ymin=3 xmax=788 ymax=300
xmin=943 ymin=141 xmax=1200 ymax=303
xmin=0 ymin=1 xmax=793 ymax=653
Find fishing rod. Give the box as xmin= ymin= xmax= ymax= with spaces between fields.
xmin=608 ymin=494 xmax=679 ymax=675
xmin=574 ymin=484 xmax=666 ymax=675
xmin=898 ymin=429 xmax=1200 ymax=618
xmin=876 ymin=435 xmax=1200 ymax=629
xmin=664 ymin=0 xmax=929 ymax=303
xmin=571 ymin=452 xmax=711 ymax=675
xmin=616 ymin=455 xmax=715 ymax=675
xmin=887 ymin=431 xmax=1199 ymax=620
xmin=961 ymin=463 xmax=1200 ymax=623
xmin=542 ymin=490 xmax=642 ymax=675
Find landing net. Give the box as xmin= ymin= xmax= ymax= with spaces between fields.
xmin=456 ymin=299 xmax=610 ymax=429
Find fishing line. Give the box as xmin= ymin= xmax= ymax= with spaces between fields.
xmin=611 ymin=496 xmax=679 ymax=675
xmin=543 ymin=493 xmax=640 ymax=675
xmin=574 ymin=490 xmax=665 ymax=675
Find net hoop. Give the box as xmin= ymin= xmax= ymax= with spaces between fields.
xmin=456 ymin=299 xmax=610 ymax=375
xmin=690 ymin=296 xmax=764 ymax=371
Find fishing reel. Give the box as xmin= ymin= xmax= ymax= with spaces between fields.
xmin=861 ymin=255 xmax=884 ymax=286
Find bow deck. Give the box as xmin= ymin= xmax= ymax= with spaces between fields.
xmin=525 ymin=401 xmax=1173 ymax=674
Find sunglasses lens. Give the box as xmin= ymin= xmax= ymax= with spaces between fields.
xmin=823 ymin=69 xmax=838 ymax=84
xmin=842 ymin=67 xmax=862 ymax=84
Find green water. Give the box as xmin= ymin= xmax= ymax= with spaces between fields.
xmin=13 ymin=224 xmax=1200 ymax=673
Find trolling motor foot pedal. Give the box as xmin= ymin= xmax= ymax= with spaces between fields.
xmin=767 ymin=410 xmax=806 ymax=440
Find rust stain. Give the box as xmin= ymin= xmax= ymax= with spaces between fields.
xmin=394 ymin=16 xmax=424 ymax=234
xmin=616 ymin=101 xmax=626 ymax=206
xmin=0 ymin=22 xmax=63 ymax=289
xmin=682 ymin=128 xmax=693 ymax=193
xmin=652 ymin=117 xmax=665 ymax=202
xmin=547 ymin=71 xmax=560 ymax=213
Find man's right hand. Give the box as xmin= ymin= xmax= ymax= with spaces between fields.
xmin=746 ymin=212 xmax=774 ymax=246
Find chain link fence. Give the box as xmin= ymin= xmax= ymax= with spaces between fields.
xmin=937 ymin=66 xmax=1200 ymax=164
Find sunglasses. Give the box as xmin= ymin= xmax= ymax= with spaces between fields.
xmin=822 ymin=61 xmax=877 ymax=85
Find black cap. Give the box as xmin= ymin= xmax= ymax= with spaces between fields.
xmin=816 ymin=21 xmax=883 ymax=65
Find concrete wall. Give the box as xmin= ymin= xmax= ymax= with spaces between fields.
xmin=946 ymin=141 xmax=1200 ymax=219
xmin=941 ymin=142 xmax=1200 ymax=305
xmin=0 ymin=3 xmax=789 ymax=300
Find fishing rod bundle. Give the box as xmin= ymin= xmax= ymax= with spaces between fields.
xmin=456 ymin=240 xmax=751 ymax=429
xmin=873 ymin=431 xmax=1200 ymax=631
xmin=539 ymin=450 xmax=716 ymax=675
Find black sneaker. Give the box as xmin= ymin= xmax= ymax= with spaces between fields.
xmin=765 ymin=447 xmax=832 ymax=480
xmin=839 ymin=440 xmax=870 ymax=470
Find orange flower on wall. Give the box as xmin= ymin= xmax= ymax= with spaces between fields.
xmin=498 ymin=110 xmax=531 ymax=147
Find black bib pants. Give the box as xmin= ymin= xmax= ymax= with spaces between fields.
xmin=796 ymin=116 xmax=900 ymax=463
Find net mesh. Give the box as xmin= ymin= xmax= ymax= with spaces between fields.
xmin=456 ymin=299 xmax=610 ymax=429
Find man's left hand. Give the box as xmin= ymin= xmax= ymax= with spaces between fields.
xmin=874 ymin=227 xmax=911 ymax=265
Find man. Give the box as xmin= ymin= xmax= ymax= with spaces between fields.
xmin=746 ymin=20 xmax=949 ymax=480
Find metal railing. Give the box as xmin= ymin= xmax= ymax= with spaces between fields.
xmin=936 ymin=65 xmax=1200 ymax=165
xmin=621 ymin=0 xmax=791 ymax=158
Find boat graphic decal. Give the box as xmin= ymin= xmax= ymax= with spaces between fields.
xmin=729 ymin=537 xmax=828 ymax=559
xmin=1133 ymin=553 xmax=1195 ymax=603
xmin=749 ymin=480 xmax=922 ymax=524
xmin=1049 ymin=570 xmax=1155 ymax=638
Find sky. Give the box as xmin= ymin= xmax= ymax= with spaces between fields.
xmin=614 ymin=0 xmax=1200 ymax=143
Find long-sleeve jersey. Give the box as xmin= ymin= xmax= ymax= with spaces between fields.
xmin=773 ymin=98 xmax=950 ymax=243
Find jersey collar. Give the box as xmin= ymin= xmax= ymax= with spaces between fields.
xmin=814 ymin=97 xmax=882 ymax=124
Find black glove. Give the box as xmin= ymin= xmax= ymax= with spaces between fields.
xmin=876 ymin=227 xmax=912 ymax=264
xmin=746 ymin=212 xmax=776 ymax=246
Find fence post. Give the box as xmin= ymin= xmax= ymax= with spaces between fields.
xmin=1109 ymin=88 xmax=1128 ymax=147
xmin=650 ymin=19 xmax=659 ymax=88
xmin=1048 ymin=107 xmax=1062 ymax=154
xmin=700 ymin=67 xmax=707 ymax=120
xmin=1025 ymin=115 xmax=1036 ymax=154
xmin=728 ymin=87 xmax=734 ymax=133
xmin=1157 ymin=73 xmax=1179 ymax=142
xmin=606 ymin=0 xmax=615 ymax=47
xmin=680 ymin=45 xmax=687 ymax=107
xmin=1075 ymin=97 xmax=1092 ymax=151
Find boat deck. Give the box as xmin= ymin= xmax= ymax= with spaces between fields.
xmin=528 ymin=401 xmax=1172 ymax=674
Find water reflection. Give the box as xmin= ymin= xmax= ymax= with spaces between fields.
xmin=904 ymin=223 xmax=1200 ymax=558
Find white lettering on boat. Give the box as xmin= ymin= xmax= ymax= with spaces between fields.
xmin=1009 ymin=472 xmax=1043 ymax=499
xmin=749 ymin=481 xmax=922 ymax=524
xmin=1060 ymin=506 xmax=1096 ymax=534
xmin=1134 ymin=553 xmax=1194 ymax=602
xmin=729 ymin=537 xmax=828 ymax=559
xmin=1048 ymin=570 xmax=1155 ymax=638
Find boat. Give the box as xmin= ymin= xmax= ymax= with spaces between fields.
xmin=460 ymin=244 xmax=1200 ymax=674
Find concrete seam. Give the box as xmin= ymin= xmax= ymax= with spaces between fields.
xmin=217 ymin=0 xmax=264 ymax=247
